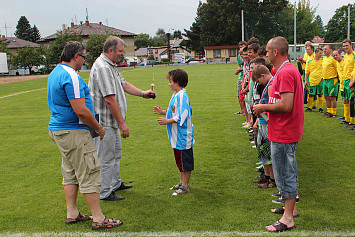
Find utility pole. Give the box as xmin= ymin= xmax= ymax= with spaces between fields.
xmin=294 ymin=2 xmax=297 ymax=61
xmin=348 ymin=4 xmax=351 ymax=39
xmin=241 ymin=10 xmax=244 ymax=41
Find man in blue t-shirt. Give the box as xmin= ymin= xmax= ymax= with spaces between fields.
xmin=47 ymin=41 xmax=122 ymax=230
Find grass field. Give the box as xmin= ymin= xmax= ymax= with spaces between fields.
xmin=0 ymin=63 xmax=354 ymax=236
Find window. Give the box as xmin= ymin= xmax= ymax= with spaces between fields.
xmin=214 ymin=49 xmax=221 ymax=58
xmin=296 ymin=47 xmax=301 ymax=52
xmin=229 ymin=49 xmax=236 ymax=57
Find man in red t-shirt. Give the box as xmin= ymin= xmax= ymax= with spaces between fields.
xmin=253 ymin=36 xmax=304 ymax=233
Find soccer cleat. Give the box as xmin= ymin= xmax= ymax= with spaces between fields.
xmin=322 ymin=112 xmax=329 ymax=116
xmin=305 ymin=108 xmax=312 ymax=112
xmin=337 ymin=116 xmax=345 ymax=120
xmin=337 ymin=120 xmax=348 ymax=125
xmin=326 ymin=113 xmax=335 ymax=118
xmin=312 ymin=106 xmax=317 ymax=109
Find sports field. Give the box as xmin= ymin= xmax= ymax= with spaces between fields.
xmin=0 ymin=63 xmax=354 ymax=236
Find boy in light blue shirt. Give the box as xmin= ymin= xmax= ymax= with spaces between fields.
xmin=153 ymin=69 xmax=195 ymax=195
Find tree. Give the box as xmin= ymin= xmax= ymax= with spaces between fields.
xmin=173 ymin=30 xmax=182 ymax=39
xmin=151 ymin=28 xmax=166 ymax=46
xmin=325 ymin=4 xmax=355 ymax=42
xmin=86 ymin=34 xmax=110 ymax=68
xmin=15 ymin=16 xmax=32 ymax=41
xmin=31 ymin=25 xmax=41 ymax=42
xmin=46 ymin=30 xmax=82 ymax=64
xmin=134 ymin=33 xmax=151 ymax=49
xmin=11 ymin=46 xmax=44 ymax=74
xmin=0 ymin=40 xmax=10 ymax=54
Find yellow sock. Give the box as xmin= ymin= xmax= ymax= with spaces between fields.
xmin=333 ymin=108 xmax=337 ymax=116
xmin=350 ymin=117 xmax=355 ymax=125
xmin=327 ymin=107 xmax=331 ymax=113
xmin=313 ymin=99 xmax=317 ymax=108
xmin=308 ymin=97 xmax=314 ymax=109
xmin=344 ymin=104 xmax=350 ymax=122
xmin=318 ymin=96 xmax=324 ymax=109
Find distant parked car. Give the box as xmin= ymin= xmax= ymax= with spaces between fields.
xmin=117 ymin=59 xmax=128 ymax=67
xmin=184 ymin=58 xmax=205 ymax=64
xmin=139 ymin=60 xmax=157 ymax=66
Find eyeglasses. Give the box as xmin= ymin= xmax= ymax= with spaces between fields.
xmin=78 ymin=53 xmax=87 ymax=60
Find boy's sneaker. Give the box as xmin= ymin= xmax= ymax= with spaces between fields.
xmin=169 ymin=182 xmax=182 ymax=190
xmin=312 ymin=106 xmax=317 ymax=109
xmin=327 ymin=113 xmax=335 ymax=118
xmin=319 ymin=108 xmax=324 ymax=113
xmin=272 ymin=196 xmax=300 ymax=204
xmin=337 ymin=116 xmax=345 ymax=120
xmin=172 ymin=185 xmax=190 ymax=195
xmin=272 ymin=192 xmax=281 ymax=197
xmin=322 ymin=112 xmax=329 ymax=116
xmin=305 ymin=108 xmax=312 ymax=112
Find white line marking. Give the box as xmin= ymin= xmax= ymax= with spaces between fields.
xmin=0 ymin=88 xmax=46 ymax=99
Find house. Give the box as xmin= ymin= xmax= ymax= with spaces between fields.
xmin=204 ymin=45 xmax=238 ymax=63
xmin=135 ymin=38 xmax=191 ymax=62
xmin=38 ymin=21 xmax=137 ymax=57
xmin=312 ymin=36 xmax=325 ymax=44
xmin=0 ymin=35 xmax=39 ymax=54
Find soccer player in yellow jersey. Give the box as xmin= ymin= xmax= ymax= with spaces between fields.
xmin=322 ymin=44 xmax=339 ymax=117
xmin=339 ymin=39 xmax=355 ymax=126
xmin=332 ymin=50 xmax=345 ymax=120
xmin=305 ymin=48 xmax=324 ymax=112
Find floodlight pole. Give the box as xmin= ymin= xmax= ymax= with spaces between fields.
xmin=241 ymin=10 xmax=244 ymax=41
xmin=294 ymin=2 xmax=297 ymax=62
xmin=348 ymin=4 xmax=351 ymax=39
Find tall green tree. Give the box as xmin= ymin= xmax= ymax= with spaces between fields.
xmin=15 ymin=16 xmax=32 ymax=41
xmin=47 ymin=30 xmax=82 ymax=64
xmin=0 ymin=40 xmax=10 ymax=54
xmin=151 ymin=28 xmax=167 ymax=46
xmin=85 ymin=34 xmax=110 ymax=68
xmin=173 ymin=30 xmax=182 ymax=39
xmin=31 ymin=25 xmax=41 ymax=42
xmin=325 ymin=4 xmax=355 ymax=42
xmin=134 ymin=33 xmax=151 ymax=49
xmin=11 ymin=46 xmax=44 ymax=74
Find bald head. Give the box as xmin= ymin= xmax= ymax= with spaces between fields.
xmin=268 ymin=36 xmax=289 ymax=56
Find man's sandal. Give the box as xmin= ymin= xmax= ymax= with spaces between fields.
xmin=65 ymin=212 xmax=92 ymax=224
xmin=266 ymin=220 xmax=295 ymax=232
xmin=92 ymin=216 xmax=123 ymax=231
xmin=271 ymin=207 xmax=300 ymax=218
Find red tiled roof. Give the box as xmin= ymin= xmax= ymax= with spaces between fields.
xmin=204 ymin=45 xmax=238 ymax=50
xmin=1 ymin=37 xmax=39 ymax=48
xmin=38 ymin=22 xmax=136 ymax=42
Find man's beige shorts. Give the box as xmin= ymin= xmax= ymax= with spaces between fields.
xmin=49 ymin=129 xmax=101 ymax=194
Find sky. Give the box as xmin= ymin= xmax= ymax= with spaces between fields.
xmin=0 ymin=0 xmax=353 ymax=39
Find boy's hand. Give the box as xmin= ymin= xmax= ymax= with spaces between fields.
xmin=158 ymin=117 xmax=169 ymax=125
xmin=153 ymin=106 xmax=163 ymax=115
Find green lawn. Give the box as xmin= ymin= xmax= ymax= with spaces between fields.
xmin=0 ymin=63 xmax=354 ymax=235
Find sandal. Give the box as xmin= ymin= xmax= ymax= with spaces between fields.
xmin=92 ymin=216 xmax=123 ymax=230
xmin=65 ymin=212 xmax=92 ymax=224
xmin=271 ymin=207 xmax=300 ymax=218
xmin=266 ymin=220 xmax=295 ymax=232
xmin=172 ymin=185 xmax=190 ymax=195
xmin=169 ymin=181 xmax=182 ymax=190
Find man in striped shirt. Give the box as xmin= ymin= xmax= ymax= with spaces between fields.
xmin=89 ymin=36 xmax=156 ymax=201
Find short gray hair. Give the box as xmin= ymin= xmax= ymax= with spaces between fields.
xmin=103 ymin=36 xmax=124 ymax=53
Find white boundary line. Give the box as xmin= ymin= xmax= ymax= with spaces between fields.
xmin=0 ymin=88 xmax=46 ymax=99
xmin=2 ymin=231 xmax=355 ymax=237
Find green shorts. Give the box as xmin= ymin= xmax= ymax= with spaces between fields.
xmin=343 ymin=79 xmax=353 ymax=100
xmin=323 ymin=78 xmax=339 ymax=97
xmin=49 ymin=129 xmax=101 ymax=194
xmin=309 ymin=80 xmax=324 ymax=95
xmin=341 ymin=90 xmax=346 ymax=99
